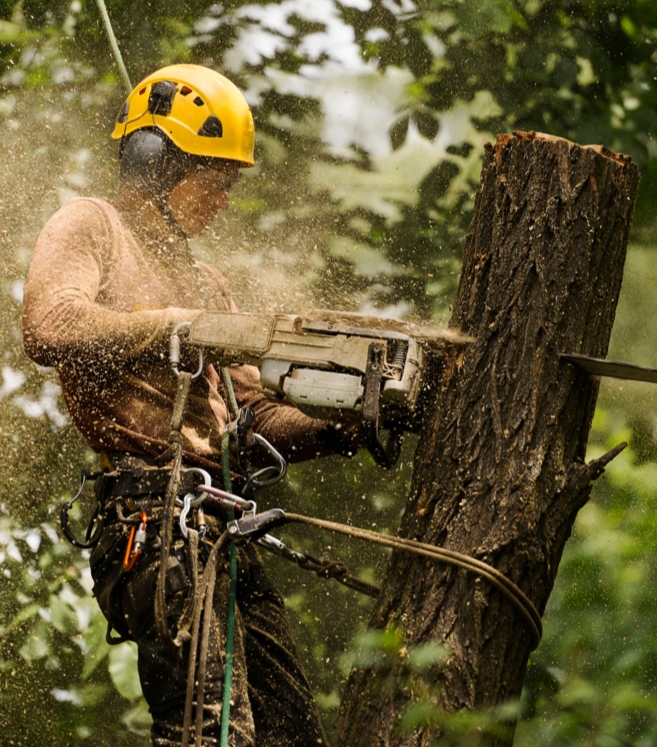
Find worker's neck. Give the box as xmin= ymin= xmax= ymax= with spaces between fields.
xmin=117 ymin=188 xmax=188 ymax=249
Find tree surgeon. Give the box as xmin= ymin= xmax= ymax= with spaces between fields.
xmin=22 ymin=64 xmax=361 ymax=747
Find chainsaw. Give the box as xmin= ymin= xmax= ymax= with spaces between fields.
xmin=174 ymin=310 xmax=472 ymax=468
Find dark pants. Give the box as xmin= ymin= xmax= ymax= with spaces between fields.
xmin=90 ymin=513 xmax=327 ymax=747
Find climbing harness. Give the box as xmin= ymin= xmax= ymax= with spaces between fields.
xmin=60 ymin=328 xmax=543 ymax=747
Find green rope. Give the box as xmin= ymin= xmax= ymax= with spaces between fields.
xmin=221 ymin=366 xmax=240 ymax=420
xmin=94 ymin=0 xmax=132 ymax=94
xmin=220 ymin=426 xmax=237 ymax=747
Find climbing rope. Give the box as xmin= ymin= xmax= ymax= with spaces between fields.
xmin=219 ymin=368 xmax=239 ymax=747
xmin=284 ymin=513 xmax=542 ymax=649
xmin=226 ymin=509 xmax=542 ymax=650
xmin=94 ymin=0 xmax=132 ymax=94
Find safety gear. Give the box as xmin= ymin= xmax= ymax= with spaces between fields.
xmin=118 ymin=128 xmax=194 ymax=197
xmin=111 ymin=64 xmax=255 ymax=167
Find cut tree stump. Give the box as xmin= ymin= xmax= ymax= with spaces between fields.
xmin=333 ymin=132 xmax=640 ymax=747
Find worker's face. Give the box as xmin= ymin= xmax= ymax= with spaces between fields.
xmin=167 ymin=160 xmax=241 ymax=237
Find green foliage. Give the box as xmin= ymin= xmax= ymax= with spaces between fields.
xmin=516 ymin=408 xmax=657 ymax=746
xmin=0 ymin=511 xmax=150 ymax=745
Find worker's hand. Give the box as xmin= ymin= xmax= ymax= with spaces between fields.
xmin=317 ymin=416 xmax=366 ymax=458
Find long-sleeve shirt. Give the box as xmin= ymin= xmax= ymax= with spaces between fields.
xmin=22 ymin=196 xmax=330 ymax=477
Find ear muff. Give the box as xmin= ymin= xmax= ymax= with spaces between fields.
xmin=119 ymin=129 xmax=193 ymax=197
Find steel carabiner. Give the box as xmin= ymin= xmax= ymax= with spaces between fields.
xmin=170 ymin=322 xmax=204 ymax=380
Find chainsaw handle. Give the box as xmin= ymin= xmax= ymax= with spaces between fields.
xmin=362 ymin=342 xmax=403 ymax=469
xmin=363 ymin=421 xmax=403 ymax=469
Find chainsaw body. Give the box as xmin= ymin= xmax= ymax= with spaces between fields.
xmin=187 ymin=310 xmax=464 ymax=466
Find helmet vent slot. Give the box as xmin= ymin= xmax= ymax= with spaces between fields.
xmin=193 ymin=96 xmax=205 ymax=107
xmin=197 ymin=116 xmax=223 ymax=138
xmin=180 ymin=86 xmax=192 ymax=96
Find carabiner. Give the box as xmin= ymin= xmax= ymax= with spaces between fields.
xmin=242 ymin=434 xmax=287 ymax=494
xmin=123 ymin=511 xmax=148 ymax=572
xmin=179 ymin=493 xmax=195 ymax=539
xmin=183 ymin=467 xmax=212 ymax=504
xmin=170 ymin=321 xmax=204 ymax=380
xmin=199 ymin=484 xmax=256 ymax=516
xmin=60 ymin=471 xmax=105 ymax=549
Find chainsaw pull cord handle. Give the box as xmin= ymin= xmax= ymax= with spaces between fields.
xmin=362 ymin=342 xmax=404 ymax=469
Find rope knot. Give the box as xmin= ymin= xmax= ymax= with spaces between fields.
xmin=315 ymin=560 xmax=348 ymax=581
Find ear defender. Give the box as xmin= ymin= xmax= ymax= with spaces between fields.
xmin=119 ymin=129 xmax=191 ymax=197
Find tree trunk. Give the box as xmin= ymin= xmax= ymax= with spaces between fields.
xmin=334 ymin=132 xmax=640 ymax=746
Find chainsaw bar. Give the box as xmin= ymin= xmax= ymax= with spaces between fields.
xmin=560 ymin=353 xmax=657 ymax=384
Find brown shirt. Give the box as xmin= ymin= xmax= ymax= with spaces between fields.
xmin=22 ymin=196 xmax=328 ymax=476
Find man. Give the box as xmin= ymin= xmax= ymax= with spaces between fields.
xmin=23 ymin=64 xmax=358 ymax=747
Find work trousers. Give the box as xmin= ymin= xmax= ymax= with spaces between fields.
xmin=90 ymin=510 xmax=327 ymax=747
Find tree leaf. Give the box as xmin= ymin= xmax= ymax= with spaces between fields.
xmin=108 ymin=642 xmax=142 ymax=701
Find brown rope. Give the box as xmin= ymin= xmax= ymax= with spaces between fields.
xmin=155 ymin=371 xmax=192 ymax=646
xmin=173 ymin=528 xmax=199 ymax=648
xmin=181 ymin=531 xmax=230 ymax=747
xmin=285 ymin=513 xmax=542 ymax=649
xmin=195 ymin=553 xmax=220 ymax=747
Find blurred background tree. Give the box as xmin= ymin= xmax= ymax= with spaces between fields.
xmin=1 ymin=0 xmax=657 ymax=744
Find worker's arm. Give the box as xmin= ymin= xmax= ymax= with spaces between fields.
xmin=23 ymin=199 xmax=199 ymax=368
xmin=192 ymin=264 xmax=363 ymax=464
xmin=226 ymin=362 xmax=362 ymax=464
xmin=190 ymin=264 xmax=360 ymax=464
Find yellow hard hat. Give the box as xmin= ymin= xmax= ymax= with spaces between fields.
xmin=111 ymin=64 xmax=255 ymax=167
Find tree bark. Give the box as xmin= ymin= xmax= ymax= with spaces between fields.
xmin=334 ymin=132 xmax=640 ymax=746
